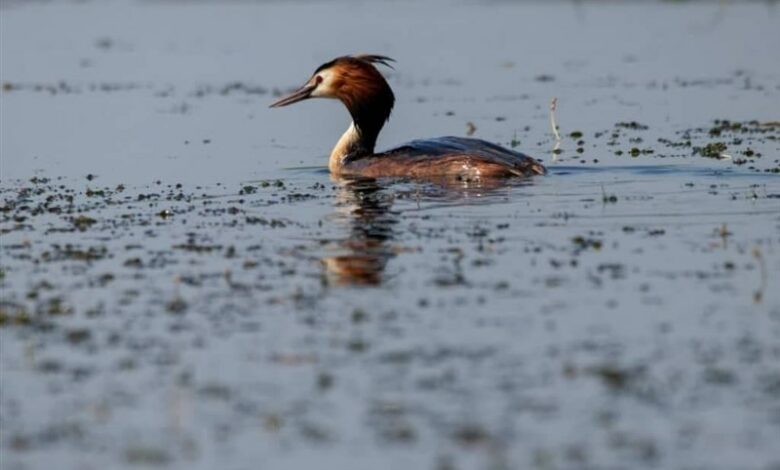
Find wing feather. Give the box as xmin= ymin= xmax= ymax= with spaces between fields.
xmin=379 ymin=136 xmax=546 ymax=176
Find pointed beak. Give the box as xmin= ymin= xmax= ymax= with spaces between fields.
xmin=269 ymin=83 xmax=317 ymax=108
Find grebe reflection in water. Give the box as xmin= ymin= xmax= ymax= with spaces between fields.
xmin=321 ymin=178 xmax=400 ymax=286
xmin=320 ymin=175 xmax=539 ymax=287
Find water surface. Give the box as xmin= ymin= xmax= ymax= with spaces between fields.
xmin=1 ymin=1 xmax=779 ymax=469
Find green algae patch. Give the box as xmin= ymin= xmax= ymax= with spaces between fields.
xmin=694 ymin=142 xmax=728 ymax=158
xmin=71 ymin=215 xmax=97 ymax=231
xmin=0 ymin=304 xmax=32 ymax=327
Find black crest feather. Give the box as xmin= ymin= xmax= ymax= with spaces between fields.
xmin=352 ymin=54 xmax=396 ymax=69
xmin=314 ymin=55 xmax=396 ymax=74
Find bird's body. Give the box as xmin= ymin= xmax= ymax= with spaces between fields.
xmin=271 ymin=55 xmax=546 ymax=180
xmin=343 ymin=136 xmax=545 ymax=179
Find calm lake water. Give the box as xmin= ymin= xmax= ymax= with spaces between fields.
xmin=1 ymin=1 xmax=779 ymax=469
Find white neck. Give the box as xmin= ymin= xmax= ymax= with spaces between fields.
xmin=329 ymin=122 xmax=361 ymax=174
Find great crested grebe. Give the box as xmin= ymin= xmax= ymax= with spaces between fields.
xmin=270 ymin=54 xmax=546 ymax=179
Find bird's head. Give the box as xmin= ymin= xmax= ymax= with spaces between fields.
xmin=270 ymin=54 xmax=395 ymax=120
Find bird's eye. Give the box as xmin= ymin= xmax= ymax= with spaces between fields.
xmin=314 ymin=75 xmax=323 ymax=85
